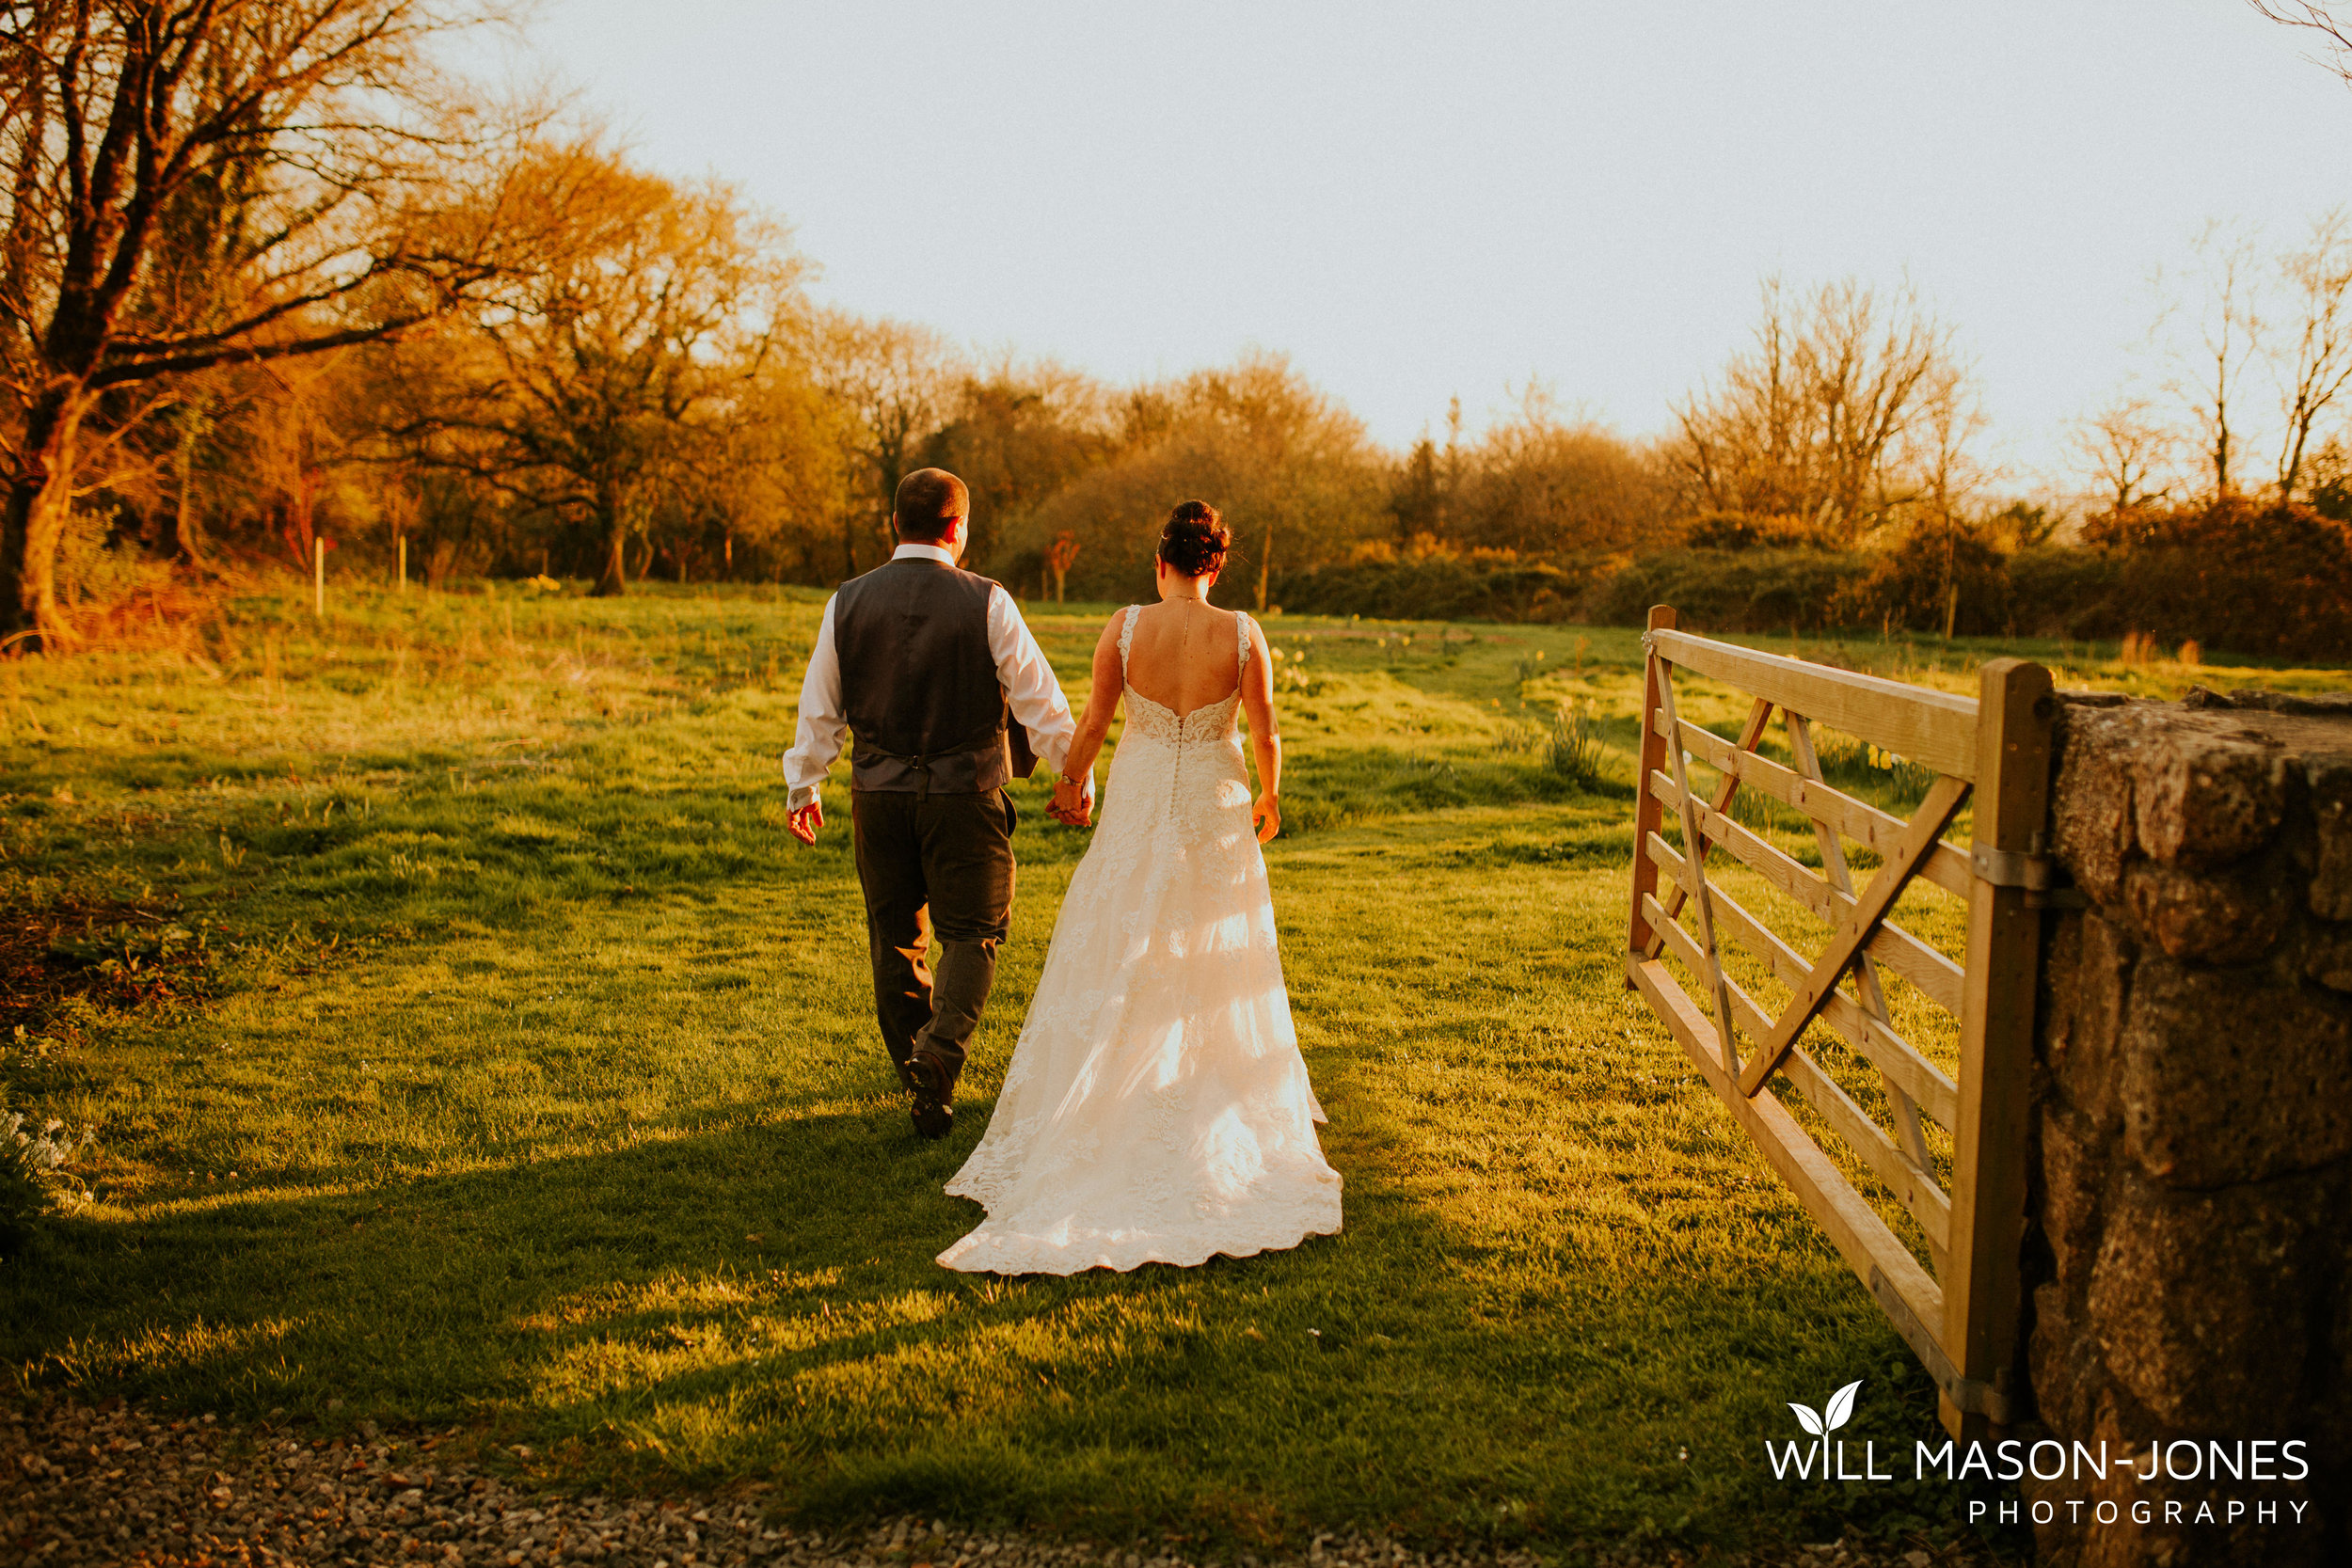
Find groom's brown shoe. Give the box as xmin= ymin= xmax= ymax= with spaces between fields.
xmin=906 ymin=1051 xmax=954 ymax=1141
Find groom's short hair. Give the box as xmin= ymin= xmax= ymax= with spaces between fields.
xmin=894 ymin=469 xmax=969 ymax=543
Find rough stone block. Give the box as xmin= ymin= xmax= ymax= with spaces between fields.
xmin=2053 ymin=709 xmax=2140 ymax=906
xmin=2037 ymin=1107 xmax=2104 ymax=1284
xmin=2121 ymin=860 xmax=2291 ymax=966
xmin=2133 ymin=732 xmax=2289 ymax=869
xmin=2086 ymin=1171 xmax=2313 ymax=1428
xmin=2040 ymin=913 xmax=2134 ymax=1132
xmin=2304 ymin=924 xmax=2352 ymax=993
xmin=2026 ymin=1274 xmax=2107 ymax=1443
xmin=2120 ymin=962 xmax=2352 ymax=1187
xmin=2310 ymin=756 xmax=2352 ymax=923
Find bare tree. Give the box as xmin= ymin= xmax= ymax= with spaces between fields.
xmin=2071 ymin=395 xmax=2178 ymax=514
xmin=0 ymin=0 xmax=537 ymax=648
xmin=2271 ymin=208 xmax=2352 ymax=497
xmin=1672 ymin=275 xmax=1958 ymax=542
xmin=2249 ymin=3 xmax=2352 ymax=79
xmin=2162 ymin=222 xmax=2265 ymax=499
xmin=1905 ymin=364 xmax=1992 ymax=635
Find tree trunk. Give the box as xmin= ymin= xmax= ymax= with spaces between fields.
xmin=171 ymin=415 xmax=209 ymax=569
xmin=2 ymin=389 xmax=89 ymax=651
xmin=593 ymin=485 xmax=628 ymax=596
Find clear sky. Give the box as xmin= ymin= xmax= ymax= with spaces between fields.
xmin=494 ymin=1 xmax=2352 ymax=490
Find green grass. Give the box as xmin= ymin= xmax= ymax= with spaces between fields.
xmin=2 ymin=581 xmax=2344 ymax=1560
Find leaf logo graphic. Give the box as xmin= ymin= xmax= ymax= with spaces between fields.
xmin=1822 ymin=1380 xmax=1862 ymax=1433
xmin=1788 ymin=1381 xmax=1863 ymax=1440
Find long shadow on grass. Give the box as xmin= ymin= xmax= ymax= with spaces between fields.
xmin=4 ymin=1069 xmax=1971 ymax=1554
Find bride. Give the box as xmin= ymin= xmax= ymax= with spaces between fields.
xmin=936 ymin=501 xmax=1343 ymax=1274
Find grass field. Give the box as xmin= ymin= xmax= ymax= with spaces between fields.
xmin=3 ymin=581 xmax=2345 ymax=1560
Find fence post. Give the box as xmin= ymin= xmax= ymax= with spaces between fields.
xmin=398 ymin=535 xmax=406 ymax=595
xmin=313 ymin=537 xmax=325 ymax=620
xmin=1941 ymin=657 xmax=2054 ymax=1440
xmin=1625 ymin=605 xmax=1676 ymax=974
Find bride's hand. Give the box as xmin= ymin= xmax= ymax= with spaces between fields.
xmin=1053 ymin=774 xmax=1091 ymax=827
xmin=1253 ymin=792 xmax=1280 ymax=843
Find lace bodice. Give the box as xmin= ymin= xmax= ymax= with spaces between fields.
xmin=1115 ymin=603 xmax=1249 ymax=746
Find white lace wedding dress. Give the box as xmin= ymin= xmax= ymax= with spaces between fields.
xmin=938 ymin=606 xmax=1343 ymax=1274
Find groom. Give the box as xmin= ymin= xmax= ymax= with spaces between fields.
xmin=784 ymin=468 xmax=1091 ymax=1139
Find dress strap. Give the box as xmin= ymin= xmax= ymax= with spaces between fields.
xmin=1119 ymin=605 xmax=1140 ymax=681
xmin=1235 ymin=610 xmax=1251 ymax=673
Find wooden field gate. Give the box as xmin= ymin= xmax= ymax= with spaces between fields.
xmin=1623 ymin=606 xmax=2055 ymax=1440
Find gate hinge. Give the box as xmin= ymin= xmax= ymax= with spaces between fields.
xmin=1970 ymin=832 xmax=2087 ymax=910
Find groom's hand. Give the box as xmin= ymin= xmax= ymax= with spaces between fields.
xmin=787 ymin=800 xmax=823 ymax=845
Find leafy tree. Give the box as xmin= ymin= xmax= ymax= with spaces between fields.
xmin=1444 ymin=384 xmax=1672 ymax=556
xmin=0 ymin=0 xmax=535 ymax=647
xmin=813 ymin=311 xmax=960 ymax=579
xmin=377 ymin=145 xmax=805 ymax=594
xmin=1010 ymin=352 xmax=1385 ymax=608
xmin=919 ymin=357 xmax=1120 ymax=568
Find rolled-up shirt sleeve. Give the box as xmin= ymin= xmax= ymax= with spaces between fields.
xmin=783 ymin=595 xmax=846 ymax=812
xmin=988 ymin=587 xmax=1085 ymax=796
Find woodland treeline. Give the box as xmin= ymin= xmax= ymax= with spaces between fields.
xmin=4 ymin=3 xmax=2350 ymax=659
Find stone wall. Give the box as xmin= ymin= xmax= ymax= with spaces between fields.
xmin=2026 ymin=689 xmax=2352 ymax=1566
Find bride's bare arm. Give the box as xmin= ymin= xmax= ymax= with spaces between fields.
xmin=1051 ymin=613 xmax=1126 ymax=823
xmin=1239 ymin=614 xmax=1282 ymax=842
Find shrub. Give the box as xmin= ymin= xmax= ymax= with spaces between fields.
xmin=1679 ymin=511 xmax=1832 ymax=550
xmin=1584 ymin=548 xmax=1875 ymax=632
xmin=2007 ymin=546 xmax=2125 ymax=640
xmin=1546 ymin=703 xmax=1608 ymax=789
xmin=1831 ymin=529 xmax=2013 ymax=636
xmin=1 ymin=1101 xmax=94 ymax=1258
xmin=2079 ymin=499 xmax=2352 ymax=661
xmin=1268 ymin=550 xmax=1613 ymax=624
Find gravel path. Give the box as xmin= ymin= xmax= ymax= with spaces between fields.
xmin=1 ymin=1398 xmax=2000 ymax=1567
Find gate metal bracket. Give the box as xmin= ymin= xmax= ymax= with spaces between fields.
xmin=1970 ymin=832 xmax=2088 ymax=911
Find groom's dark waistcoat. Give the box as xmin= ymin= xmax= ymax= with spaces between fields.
xmin=834 ymin=557 xmax=1034 ymax=796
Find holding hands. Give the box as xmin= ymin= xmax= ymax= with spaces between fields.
xmin=1050 ymin=770 xmax=1093 ymax=828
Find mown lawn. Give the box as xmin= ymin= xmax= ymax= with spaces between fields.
xmin=3 ymin=582 xmax=2344 ymax=1560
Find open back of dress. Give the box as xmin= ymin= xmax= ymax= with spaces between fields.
xmin=937 ymin=605 xmax=1341 ymax=1274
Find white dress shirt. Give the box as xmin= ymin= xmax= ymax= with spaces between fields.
xmin=784 ymin=542 xmax=1087 ymax=812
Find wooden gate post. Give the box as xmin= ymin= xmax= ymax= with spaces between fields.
xmin=1941 ymin=657 xmax=2054 ymax=1439
xmin=1625 ymin=605 xmax=1677 ymax=973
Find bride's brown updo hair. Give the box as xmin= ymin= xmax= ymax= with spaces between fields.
xmin=1158 ymin=500 xmax=1231 ymax=578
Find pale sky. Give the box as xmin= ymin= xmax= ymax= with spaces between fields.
xmin=497 ymin=2 xmax=2352 ymax=494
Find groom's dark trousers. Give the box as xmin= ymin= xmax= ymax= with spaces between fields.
xmin=850 ymin=787 xmax=1015 ymax=1091
xmin=834 ymin=556 xmax=1036 ymax=1097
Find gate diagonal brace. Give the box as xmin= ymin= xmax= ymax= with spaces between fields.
xmin=1739 ymin=775 xmax=1972 ymax=1099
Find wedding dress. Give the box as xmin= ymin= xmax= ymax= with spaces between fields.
xmin=938 ymin=606 xmax=1343 ymax=1274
